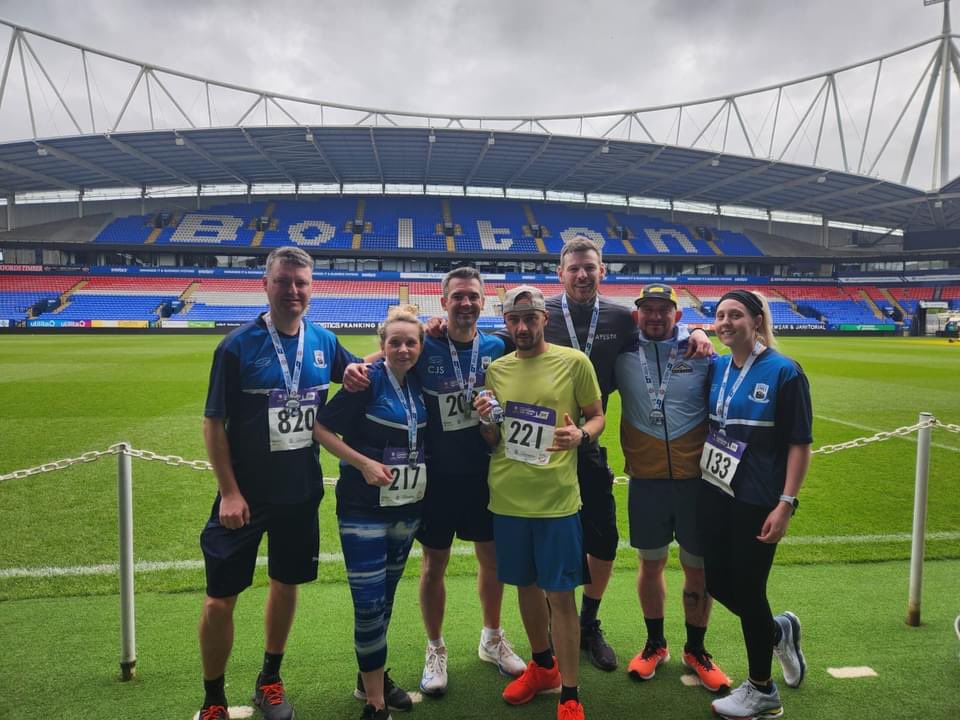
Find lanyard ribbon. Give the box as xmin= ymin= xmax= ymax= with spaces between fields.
xmin=561 ymin=293 xmax=600 ymax=358
xmin=447 ymin=333 xmax=481 ymax=413
xmin=264 ymin=312 xmax=304 ymax=401
xmin=385 ymin=365 xmax=419 ymax=465
xmin=636 ymin=338 xmax=679 ymax=417
xmin=714 ymin=341 xmax=765 ymax=430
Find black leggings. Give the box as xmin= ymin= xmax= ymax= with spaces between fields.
xmin=697 ymin=484 xmax=778 ymax=681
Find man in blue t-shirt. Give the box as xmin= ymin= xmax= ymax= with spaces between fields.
xmin=342 ymin=268 xmax=527 ymax=696
xmin=197 ymin=246 xmax=357 ymax=720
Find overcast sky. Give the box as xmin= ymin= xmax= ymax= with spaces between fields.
xmin=0 ymin=0 xmax=955 ymax=185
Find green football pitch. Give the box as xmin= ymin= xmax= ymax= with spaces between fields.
xmin=0 ymin=334 xmax=958 ymax=719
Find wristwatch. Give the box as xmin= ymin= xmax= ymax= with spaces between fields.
xmin=778 ymin=494 xmax=799 ymax=514
xmin=580 ymin=428 xmax=591 ymax=446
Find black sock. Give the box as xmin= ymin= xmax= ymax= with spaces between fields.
xmin=750 ymin=679 xmax=774 ymax=694
xmin=261 ymin=651 xmax=284 ymax=682
xmin=684 ymin=623 xmax=707 ymax=652
xmin=580 ymin=594 xmax=601 ymax=626
xmin=560 ymin=685 xmax=579 ymax=703
xmin=532 ymin=648 xmax=555 ymax=669
xmin=203 ymin=675 xmax=227 ymax=706
xmin=644 ymin=617 xmax=665 ymax=646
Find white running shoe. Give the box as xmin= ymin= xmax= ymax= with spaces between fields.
xmin=711 ymin=680 xmax=783 ymax=720
xmin=419 ymin=643 xmax=448 ymax=696
xmin=478 ymin=630 xmax=526 ymax=677
xmin=773 ymin=611 xmax=806 ymax=688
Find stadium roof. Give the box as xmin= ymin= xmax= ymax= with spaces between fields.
xmin=0 ymin=125 xmax=952 ymax=232
xmin=1 ymin=11 xmax=959 ymax=233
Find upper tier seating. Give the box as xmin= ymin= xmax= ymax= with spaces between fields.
xmin=93 ymin=198 xmax=764 ymax=256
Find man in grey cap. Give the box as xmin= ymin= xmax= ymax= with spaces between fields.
xmin=474 ymin=285 xmax=604 ymax=720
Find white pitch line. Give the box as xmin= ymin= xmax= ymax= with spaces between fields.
xmin=2 ymin=532 xmax=959 ymax=580
xmin=815 ymin=414 xmax=960 ymax=453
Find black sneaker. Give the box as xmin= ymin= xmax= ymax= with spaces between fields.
xmin=354 ymin=669 xmax=413 ymax=712
xmin=253 ymin=673 xmax=295 ymax=720
xmin=360 ymin=703 xmax=393 ymax=720
xmin=199 ymin=704 xmax=229 ymax=720
xmin=580 ymin=619 xmax=618 ymax=671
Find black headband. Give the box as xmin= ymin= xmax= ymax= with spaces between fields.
xmin=719 ymin=290 xmax=763 ymax=316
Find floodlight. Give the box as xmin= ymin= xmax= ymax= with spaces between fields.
xmin=36 ymin=146 xmax=48 ymax=157
xmin=428 ymin=133 xmax=437 ymax=144
xmin=710 ymin=158 xmax=720 ymax=167
xmin=600 ymin=143 xmax=610 ymax=154
xmin=175 ymin=136 xmax=185 ymax=147
xmin=304 ymin=131 xmax=314 ymax=143
xmin=487 ymin=135 xmax=496 ymax=146
xmin=816 ymin=175 xmax=827 ymax=183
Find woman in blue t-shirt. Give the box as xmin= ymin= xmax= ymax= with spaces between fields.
xmin=314 ymin=305 xmax=427 ymax=720
xmin=697 ymin=290 xmax=813 ymax=720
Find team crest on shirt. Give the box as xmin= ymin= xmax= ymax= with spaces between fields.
xmin=481 ymin=356 xmax=493 ymax=370
xmin=314 ymin=350 xmax=326 ymax=368
xmin=750 ymin=383 xmax=770 ymax=403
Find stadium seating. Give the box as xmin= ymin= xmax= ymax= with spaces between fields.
xmin=91 ymin=198 xmax=764 ymax=257
xmin=51 ymin=295 xmax=174 ymax=321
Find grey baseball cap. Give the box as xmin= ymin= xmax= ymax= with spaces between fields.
xmin=502 ymin=285 xmax=547 ymax=314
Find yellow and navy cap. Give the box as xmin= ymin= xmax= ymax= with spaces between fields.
xmin=635 ymin=284 xmax=678 ymax=308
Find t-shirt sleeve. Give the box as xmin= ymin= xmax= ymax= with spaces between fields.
xmin=204 ymin=340 xmax=239 ymax=418
xmin=775 ymin=364 xmax=813 ymax=445
xmin=316 ymin=383 xmax=372 ymax=436
xmin=493 ymin=327 xmax=515 ymax=353
xmin=574 ymin=353 xmax=603 ymax=409
xmin=329 ymin=337 xmax=361 ymax=385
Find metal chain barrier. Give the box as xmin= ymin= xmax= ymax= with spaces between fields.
xmin=2 ymin=417 xmax=959 ymax=484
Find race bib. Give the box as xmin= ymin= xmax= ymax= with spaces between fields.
xmin=379 ymin=447 xmax=428 ymax=507
xmin=699 ymin=429 xmax=746 ymax=497
xmin=438 ymin=386 xmax=483 ymax=432
xmin=503 ymin=401 xmax=556 ymax=466
xmin=267 ymin=389 xmax=319 ymax=452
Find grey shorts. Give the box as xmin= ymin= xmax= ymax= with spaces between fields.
xmin=627 ymin=477 xmax=703 ymax=563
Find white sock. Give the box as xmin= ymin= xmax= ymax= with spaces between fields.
xmin=482 ymin=627 xmax=503 ymax=644
xmin=428 ymin=636 xmax=445 ymax=649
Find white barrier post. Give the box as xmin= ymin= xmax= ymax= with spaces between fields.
xmin=117 ymin=443 xmax=137 ymax=679
xmin=906 ymin=412 xmax=933 ymax=627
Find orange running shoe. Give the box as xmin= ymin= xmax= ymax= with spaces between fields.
xmin=502 ymin=659 xmax=561 ymax=705
xmin=557 ymin=699 xmax=585 ymax=720
xmin=681 ymin=648 xmax=731 ymax=692
xmin=627 ymin=642 xmax=670 ymax=680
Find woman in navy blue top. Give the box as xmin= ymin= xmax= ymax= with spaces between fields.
xmin=314 ymin=305 xmax=427 ymax=720
xmin=697 ymin=290 xmax=813 ymax=720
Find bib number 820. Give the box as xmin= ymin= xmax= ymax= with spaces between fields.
xmin=277 ymin=407 xmax=315 ymax=434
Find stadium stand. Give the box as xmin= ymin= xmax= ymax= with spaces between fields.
xmin=91 ymin=198 xmax=765 ymax=257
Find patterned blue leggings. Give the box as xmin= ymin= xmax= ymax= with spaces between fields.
xmin=338 ymin=514 xmax=420 ymax=672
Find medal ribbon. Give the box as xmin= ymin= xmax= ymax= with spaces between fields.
xmin=385 ymin=365 xmax=419 ymax=463
xmin=714 ymin=340 xmax=765 ymax=430
xmin=447 ymin=333 xmax=481 ymax=413
xmin=562 ymin=293 xmax=600 ymax=358
xmin=264 ymin=312 xmax=304 ymax=401
xmin=636 ymin=338 xmax=679 ymax=418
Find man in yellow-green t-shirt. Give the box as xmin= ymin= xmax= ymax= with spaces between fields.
xmin=474 ymin=285 xmax=603 ymax=720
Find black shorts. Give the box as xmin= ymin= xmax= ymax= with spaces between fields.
xmin=200 ymin=493 xmax=321 ymax=598
xmin=416 ymin=472 xmax=494 ymax=549
xmin=577 ymin=445 xmax=619 ymax=561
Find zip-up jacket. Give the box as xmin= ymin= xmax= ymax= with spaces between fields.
xmin=614 ymin=325 xmax=712 ymax=480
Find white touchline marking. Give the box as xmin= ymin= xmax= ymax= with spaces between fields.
xmin=679 ymin=674 xmax=701 ymax=687
xmin=815 ymin=415 xmax=960 ymax=453
xmin=2 ymin=531 xmax=959 ymax=580
xmin=191 ymin=705 xmax=253 ymax=720
xmin=827 ymin=666 xmax=878 ymax=679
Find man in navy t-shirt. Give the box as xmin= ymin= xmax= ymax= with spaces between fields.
xmin=197 ymin=246 xmax=357 ymax=720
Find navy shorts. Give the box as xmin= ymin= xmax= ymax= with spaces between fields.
xmin=628 ymin=477 xmax=703 ymax=560
xmin=416 ymin=472 xmax=494 ymax=549
xmin=493 ymin=513 xmax=584 ymax=591
xmin=200 ymin=493 xmax=321 ymax=598
xmin=578 ymin=446 xmax=619 ymax=561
